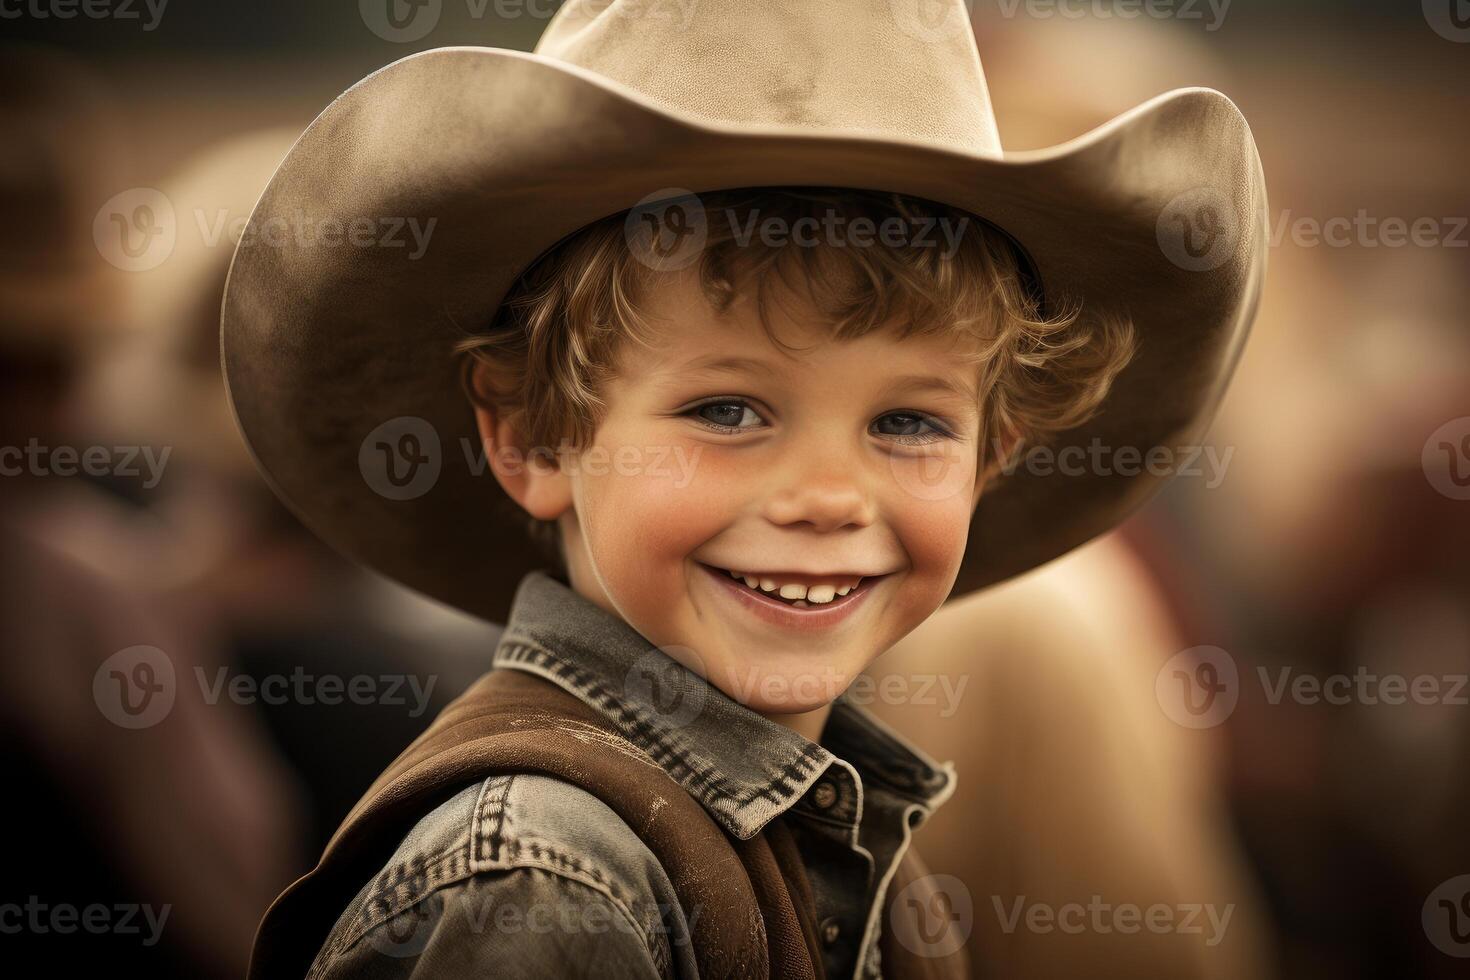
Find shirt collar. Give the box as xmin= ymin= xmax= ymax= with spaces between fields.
xmin=490 ymin=570 xmax=956 ymax=840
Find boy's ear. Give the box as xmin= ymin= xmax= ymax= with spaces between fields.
xmin=468 ymin=365 xmax=574 ymax=522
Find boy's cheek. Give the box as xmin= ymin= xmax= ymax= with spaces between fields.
xmin=575 ymin=465 xmax=732 ymax=588
xmin=885 ymin=447 xmax=978 ymax=513
xmin=885 ymin=489 xmax=974 ymax=591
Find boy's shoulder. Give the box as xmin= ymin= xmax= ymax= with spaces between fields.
xmin=307 ymin=773 xmax=691 ymax=979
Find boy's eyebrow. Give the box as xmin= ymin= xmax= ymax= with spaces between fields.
xmin=663 ymin=354 xmax=979 ymax=408
xmin=883 ymin=373 xmax=980 ymax=406
xmin=670 ymin=353 xmax=788 ymax=377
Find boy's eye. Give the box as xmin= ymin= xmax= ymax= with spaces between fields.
xmin=682 ymin=401 xmax=953 ymax=444
xmin=873 ymin=411 xmax=950 ymax=445
xmin=688 ymin=399 xmax=763 ymax=431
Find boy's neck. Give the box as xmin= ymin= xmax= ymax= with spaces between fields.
xmin=758 ymin=702 xmax=833 ymax=746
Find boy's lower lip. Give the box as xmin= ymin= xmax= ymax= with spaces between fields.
xmin=696 ymin=561 xmax=882 ymax=631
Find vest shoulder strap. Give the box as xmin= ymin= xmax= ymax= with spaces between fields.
xmin=249 ymin=668 xmax=808 ymax=979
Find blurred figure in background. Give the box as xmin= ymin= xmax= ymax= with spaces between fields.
xmin=1152 ymin=75 xmax=1470 ymax=977
xmin=81 ymin=128 xmax=497 ymax=855
xmin=965 ymin=11 xmax=1470 ymax=978
xmin=867 ymin=538 xmax=1275 ymax=979
xmin=0 ymin=45 xmax=304 ymax=978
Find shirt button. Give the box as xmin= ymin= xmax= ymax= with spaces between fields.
xmin=820 ymin=916 xmax=841 ymax=946
xmin=810 ymin=780 xmax=838 ymax=810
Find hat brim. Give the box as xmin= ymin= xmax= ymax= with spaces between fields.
xmin=222 ymin=47 xmax=1266 ymax=624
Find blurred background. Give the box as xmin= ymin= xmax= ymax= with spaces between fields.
xmin=1 ymin=2 xmax=1466 ymax=977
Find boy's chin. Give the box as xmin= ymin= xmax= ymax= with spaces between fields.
xmin=708 ymin=666 xmax=855 ymax=717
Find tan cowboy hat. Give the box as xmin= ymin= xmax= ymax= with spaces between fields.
xmin=222 ymin=0 xmax=1267 ymax=625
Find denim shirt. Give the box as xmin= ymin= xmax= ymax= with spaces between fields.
xmin=309 ymin=570 xmax=957 ymax=979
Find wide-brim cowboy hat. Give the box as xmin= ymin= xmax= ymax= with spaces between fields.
xmin=222 ymin=0 xmax=1267 ymax=625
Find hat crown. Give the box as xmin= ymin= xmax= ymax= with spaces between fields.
xmin=536 ymin=0 xmax=1002 ymax=157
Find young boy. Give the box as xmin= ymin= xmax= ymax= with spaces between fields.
xmin=224 ymin=2 xmax=1266 ymax=977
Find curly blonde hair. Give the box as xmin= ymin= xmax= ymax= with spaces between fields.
xmin=458 ymin=187 xmax=1136 ymax=561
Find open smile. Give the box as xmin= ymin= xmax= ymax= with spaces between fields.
xmin=695 ymin=561 xmax=890 ymax=631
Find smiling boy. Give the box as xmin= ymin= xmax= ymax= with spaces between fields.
xmin=457 ymin=189 xmax=1134 ymax=752
xmin=225 ymin=2 xmax=1265 ymax=977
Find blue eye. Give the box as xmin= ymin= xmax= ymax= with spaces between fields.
xmin=688 ymin=399 xmax=763 ymax=432
xmin=681 ymin=400 xmax=953 ymax=444
xmin=873 ymin=411 xmax=951 ymax=445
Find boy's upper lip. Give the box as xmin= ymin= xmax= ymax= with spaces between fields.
xmin=696 ymin=559 xmax=895 ymax=581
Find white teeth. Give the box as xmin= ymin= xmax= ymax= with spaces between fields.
xmin=715 ymin=565 xmax=867 ymax=606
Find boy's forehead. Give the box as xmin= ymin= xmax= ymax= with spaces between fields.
xmin=633 ymin=268 xmax=979 ymax=376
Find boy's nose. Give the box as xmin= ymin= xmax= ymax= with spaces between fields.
xmin=761 ymin=448 xmax=877 ymax=534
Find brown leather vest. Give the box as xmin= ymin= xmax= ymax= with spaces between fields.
xmin=249 ymin=669 xmax=970 ymax=979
